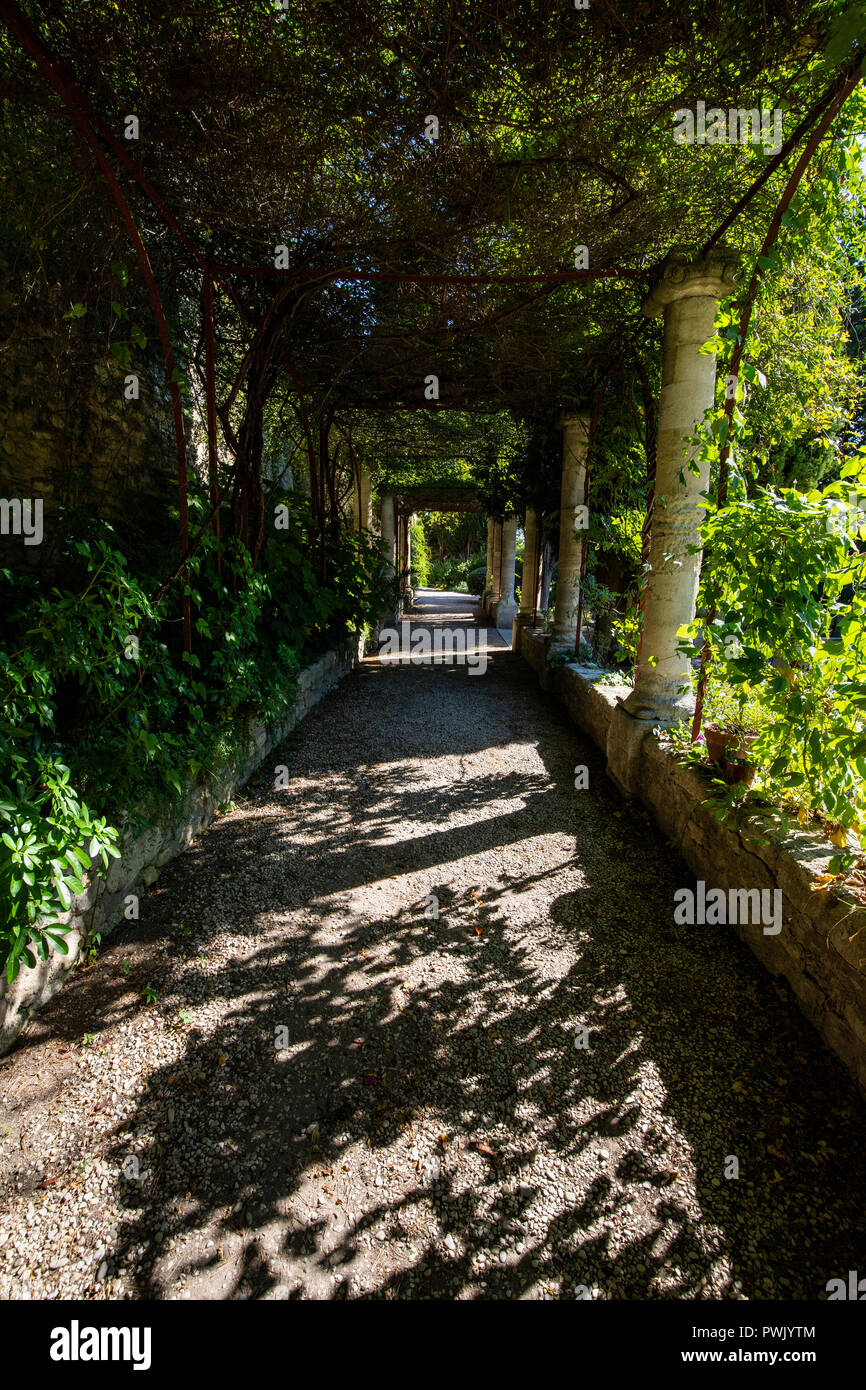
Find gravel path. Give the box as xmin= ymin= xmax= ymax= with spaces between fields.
xmin=2 ymin=590 xmax=866 ymax=1301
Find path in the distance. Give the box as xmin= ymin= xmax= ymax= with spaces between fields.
xmin=2 ymin=589 xmax=866 ymax=1300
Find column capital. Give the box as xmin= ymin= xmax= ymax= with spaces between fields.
xmin=643 ymin=245 xmax=741 ymax=318
xmin=557 ymin=410 xmax=590 ymax=431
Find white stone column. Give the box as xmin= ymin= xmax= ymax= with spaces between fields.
xmin=493 ymin=515 xmax=519 ymax=629
xmin=353 ymin=465 xmax=372 ymax=532
xmin=396 ymin=510 xmax=409 ymax=614
xmin=520 ymin=507 xmax=540 ymax=616
xmin=380 ymin=493 xmax=396 ymax=577
xmin=607 ymin=246 xmax=740 ymax=794
xmin=481 ymin=517 xmax=496 ymax=612
xmin=487 ymin=518 xmax=502 ymax=616
xmin=405 ymin=512 xmax=414 ymax=602
xmin=550 ymin=414 xmax=590 ymax=650
xmin=513 ymin=506 xmax=540 ymax=645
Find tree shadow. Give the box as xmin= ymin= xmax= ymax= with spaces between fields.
xmin=9 ymin=600 xmax=866 ymax=1300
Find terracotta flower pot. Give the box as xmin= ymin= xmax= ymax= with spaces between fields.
xmin=704 ymin=726 xmax=730 ymax=764
xmin=724 ymin=758 xmax=756 ymax=787
xmin=704 ymin=726 xmax=757 ymax=785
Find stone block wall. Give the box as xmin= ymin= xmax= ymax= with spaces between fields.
xmin=518 ymin=626 xmax=866 ymax=1099
xmin=0 ymin=635 xmax=364 ymax=1054
xmin=0 ymin=296 xmax=179 ymax=573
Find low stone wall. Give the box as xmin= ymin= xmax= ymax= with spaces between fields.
xmin=518 ymin=626 xmax=866 ymax=1098
xmin=0 ymin=636 xmax=364 ymax=1054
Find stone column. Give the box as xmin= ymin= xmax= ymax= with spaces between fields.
xmin=607 ymin=246 xmax=740 ymax=795
xmin=377 ymin=492 xmax=397 ymax=630
xmin=493 ymin=515 xmax=519 ymax=629
xmin=513 ymin=506 xmax=540 ymax=646
xmin=481 ymin=517 xmax=496 ymax=613
xmin=396 ymin=509 xmax=408 ymax=614
xmin=405 ymin=512 xmax=414 ymax=603
xmin=550 ymin=414 xmax=590 ymax=650
xmin=486 ymin=518 xmax=503 ymax=616
xmin=539 ymin=537 xmax=553 ymax=614
xmin=380 ymin=493 xmax=396 ymax=577
xmin=353 ymin=465 xmax=372 ymax=532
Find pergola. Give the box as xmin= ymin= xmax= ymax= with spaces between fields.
xmin=2 ymin=0 xmax=860 ymax=785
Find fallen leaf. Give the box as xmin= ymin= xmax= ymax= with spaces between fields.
xmin=471 ymin=1141 xmax=498 ymax=1159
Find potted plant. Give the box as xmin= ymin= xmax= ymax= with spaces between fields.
xmin=702 ymin=678 xmax=763 ymax=785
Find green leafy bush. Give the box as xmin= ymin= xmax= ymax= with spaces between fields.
xmin=427 ymin=549 xmax=486 ymax=591
xmin=679 ymin=461 xmax=866 ymax=861
xmin=0 ymin=505 xmax=391 ymax=978
xmin=409 ymin=519 xmax=430 ymax=588
xmin=467 ymin=564 xmax=488 ymax=595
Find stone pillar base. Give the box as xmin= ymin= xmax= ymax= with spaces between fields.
xmin=605 ymin=702 xmax=684 ymax=797
xmin=492 ymin=598 xmax=518 ymax=629
xmin=548 ymin=628 xmax=576 ymax=655
xmin=512 ymin=611 xmax=534 ymax=647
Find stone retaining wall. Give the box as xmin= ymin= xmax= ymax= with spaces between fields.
xmin=0 ymin=636 xmax=364 ymax=1054
xmin=518 ymin=626 xmax=866 ymax=1099
xmin=0 ymin=319 xmax=179 ymax=575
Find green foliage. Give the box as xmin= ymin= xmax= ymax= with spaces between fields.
xmin=548 ymin=649 xmax=575 ymax=670
xmin=420 ymin=510 xmax=488 ymax=560
xmin=409 ymin=518 xmax=430 ymax=588
xmin=821 ymin=3 xmax=866 ymax=73
xmin=427 ymin=549 xmax=488 ymax=593
xmin=581 ymin=509 xmax=645 ymax=669
xmin=699 ymin=671 xmax=775 ymax=738
xmin=582 ymin=575 xmax=640 ymax=669
xmin=693 ymin=119 xmax=866 ymax=500
xmin=679 ymin=460 xmax=866 ymax=849
xmin=0 ymin=509 xmax=390 ymax=978
xmin=263 ymin=497 xmax=390 ymax=657
xmin=0 ymin=748 xmax=118 ymax=982
xmin=589 ymin=509 xmax=644 ymax=571
xmin=466 ymin=563 xmax=488 ymax=596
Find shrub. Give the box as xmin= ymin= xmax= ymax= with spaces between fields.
xmin=0 ymin=507 xmax=391 ymax=978
xmin=410 ymin=519 xmax=430 ymax=588
xmin=679 ymin=465 xmax=866 ymax=861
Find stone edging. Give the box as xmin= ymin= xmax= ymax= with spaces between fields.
xmin=0 ymin=635 xmax=364 ymax=1054
xmin=518 ymin=626 xmax=866 ymax=1099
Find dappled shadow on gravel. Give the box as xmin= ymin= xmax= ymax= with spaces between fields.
xmin=3 ymin=593 xmax=866 ymax=1300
